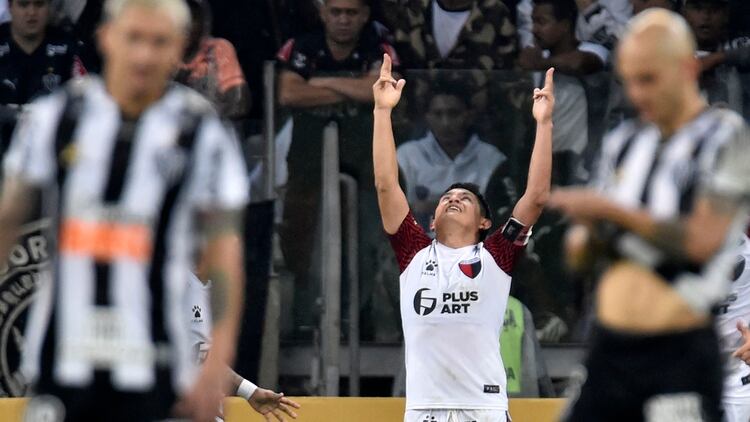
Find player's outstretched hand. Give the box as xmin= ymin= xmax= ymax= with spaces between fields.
xmin=249 ymin=388 xmax=301 ymax=422
xmin=732 ymin=320 xmax=750 ymax=365
xmin=373 ymin=54 xmax=406 ymax=111
xmin=532 ymin=67 xmax=555 ymax=124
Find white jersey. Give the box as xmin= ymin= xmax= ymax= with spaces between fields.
xmin=9 ymin=77 xmax=249 ymax=395
xmin=716 ymin=234 xmax=750 ymax=403
xmin=391 ymin=212 xmax=528 ymax=411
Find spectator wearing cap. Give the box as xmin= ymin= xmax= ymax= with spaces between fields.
xmin=177 ymin=0 xmax=250 ymax=120
xmin=682 ymin=0 xmax=750 ymax=116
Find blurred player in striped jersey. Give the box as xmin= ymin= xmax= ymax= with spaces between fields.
xmin=372 ymin=53 xmax=555 ymax=422
xmin=549 ymin=9 xmax=750 ymax=422
xmin=715 ymin=231 xmax=750 ymax=422
xmin=0 ymin=0 xmax=249 ymax=420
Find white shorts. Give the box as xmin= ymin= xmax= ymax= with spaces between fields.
xmin=723 ymin=401 xmax=750 ymax=422
xmin=404 ymin=409 xmax=509 ymax=422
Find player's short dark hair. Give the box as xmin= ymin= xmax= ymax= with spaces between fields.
xmin=535 ymin=0 xmax=579 ymax=25
xmin=443 ymin=182 xmax=492 ymax=241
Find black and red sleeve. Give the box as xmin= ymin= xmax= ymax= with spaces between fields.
xmin=484 ymin=217 xmax=531 ymax=275
xmin=388 ymin=211 xmax=432 ymax=273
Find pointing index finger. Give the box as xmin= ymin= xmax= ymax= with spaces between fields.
xmin=380 ymin=54 xmax=392 ymax=79
xmin=544 ymin=67 xmax=555 ymax=91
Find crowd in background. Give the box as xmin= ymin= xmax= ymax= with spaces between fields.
xmin=0 ymin=0 xmax=749 ymax=397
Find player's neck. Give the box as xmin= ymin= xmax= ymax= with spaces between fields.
xmin=435 ymin=226 xmax=479 ymax=249
xmin=11 ymin=29 xmax=44 ymax=55
xmin=104 ymin=71 xmax=168 ymax=119
xmin=658 ymin=92 xmax=707 ymax=138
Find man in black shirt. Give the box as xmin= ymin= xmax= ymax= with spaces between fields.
xmin=0 ymin=0 xmax=84 ymax=106
xmin=275 ymin=0 xmax=400 ymax=341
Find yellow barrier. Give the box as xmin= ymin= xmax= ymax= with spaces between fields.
xmin=1 ymin=397 xmax=566 ymax=421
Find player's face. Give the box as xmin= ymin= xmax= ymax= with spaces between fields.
xmin=617 ymin=39 xmax=690 ymax=126
xmin=321 ymin=0 xmax=370 ymax=45
xmin=99 ymin=5 xmax=186 ymax=99
xmin=432 ymin=189 xmax=487 ymax=235
xmin=630 ymin=0 xmax=676 ymax=15
xmin=682 ymin=2 xmax=728 ymax=49
xmin=425 ymin=95 xmax=473 ymax=147
xmin=9 ymin=0 xmax=49 ymax=39
xmin=532 ymin=4 xmax=569 ymax=50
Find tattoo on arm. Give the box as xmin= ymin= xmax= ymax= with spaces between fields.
xmin=199 ymin=209 xmax=243 ymax=241
xmin=646 ymin=219 xmax=688 ymax=261
xmin=207 ymin=268 xmax=229 ymax=323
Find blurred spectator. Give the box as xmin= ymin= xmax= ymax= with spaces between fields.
xmin=277 ymin=0 xmax=391 ymax=108
xmin=275 ymin=0 xmax=398 ymax=338
xmin=682 ymin=0 xmax=750 ymax=116
xmin=0 ymin=0 xmax=84 ymax=106
xmin=396 ymin=81 xmax=511 ymax=231
xmin=177 ymin=0 xmax=250 ymax=120
xmin=0 ymin=0 xmax=8 ymax=24
xmin=0 ymin=0 xmax=85 ymax=154
xmin=381 ymin=0 xmax=517 ymax=70
xmin=519 ymin=0 xmax=608 ymax=183
xmin=518 ymin=0 xmax=631 ymax=49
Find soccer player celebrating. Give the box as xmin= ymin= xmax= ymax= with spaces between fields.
xmin=372 ymin=54 xmax=554 ymax=422
xmin=549 ymin=9 xmax=750 ymax=422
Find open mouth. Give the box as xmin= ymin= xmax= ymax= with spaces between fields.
xmin=446 ymin=205 xmax=461 ymax=213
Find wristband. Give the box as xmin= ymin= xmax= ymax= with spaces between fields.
xmin=237 ymin=379 xmax=258 ymax=400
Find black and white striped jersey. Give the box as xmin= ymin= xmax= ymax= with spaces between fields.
xmin=4 ymin=77 xmax=249 ymax=395
xmin=593 ymin=107 xmax=750 ymax=311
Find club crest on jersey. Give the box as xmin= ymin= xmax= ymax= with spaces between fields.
xmin=422 ymin=259 xmax=437 ymax=276
xmin=459 ymin=257 xmax=482 ymax=279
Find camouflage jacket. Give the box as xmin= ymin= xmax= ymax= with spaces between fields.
xmin=382 ymin=0 xmax=517 ymax=70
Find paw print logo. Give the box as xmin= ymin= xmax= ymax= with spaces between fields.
xmin=192 ymin=305 xmax=202 ymax=319
xmin=425 ymin=259 xmax=437 ymax=272
xmin=422 ymin=259 xmax=437 ymax=276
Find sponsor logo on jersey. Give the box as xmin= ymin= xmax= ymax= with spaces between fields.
xmin=440 ymin=291 xmax=479 ymax=314
xmin=459 ymin=257 xmax=482 ymax=279
xmin=413 ymin=288 xmax=437 ymax=316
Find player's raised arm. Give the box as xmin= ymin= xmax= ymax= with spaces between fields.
xmin=511 ymin=68 xmax=555 ymax=226
xmin=373 ymin=54 xmax=409 ymax=234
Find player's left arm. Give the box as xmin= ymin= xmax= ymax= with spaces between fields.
xmin=510 ymin=67 xmax=554 ymax=227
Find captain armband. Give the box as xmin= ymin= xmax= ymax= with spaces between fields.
xmin=502 ymin=218 xmax=532 ymax=246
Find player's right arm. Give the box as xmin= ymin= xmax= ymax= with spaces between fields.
xmin=372 ymin=54 xmax=409 ymax=235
